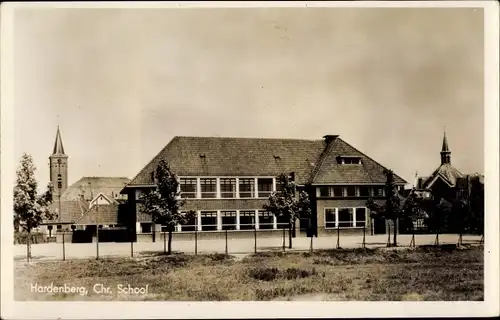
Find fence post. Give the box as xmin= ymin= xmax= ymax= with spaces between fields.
xmin=62 ymin=231 xmax=66 ymax=261
xmin=480 ymin=234 xmax=484 ymax=245
xmin=387 ymin=224 xmax=391 ymax=247
xmin=282 ymin=228 xmax=286 ymax=252
xmin=310 ymin=235 xmax=313 ymax=253
xmin=194 ymin=226 xmax=198 ymax=255
xmin=254 ymin=227 xmax=257 ymax=254
xmin=362 ymin=226 xmax=366 ymax=249
xmin=336 ymin=226 xmax=340 ymax=249
xmin=225 ymin=229 xmax=228 ymax=256
xmin=27 ymin=240 xmax=30 ymax=263
xmin=96 ymin=228 xmax=99 ymax=260
xmin=131 ymin=239 xmax=134 ymax=257
xmin=163 ymin=231 xmax=166 ymax=254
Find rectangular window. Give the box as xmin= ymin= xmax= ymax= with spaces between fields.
xmin=180 ymin=178 xmax=197 ymax=198
xmin=359 ymin=186 xmax=371 ymax=197
xmin=200 ymin=211 xmax=217 ymax=231
xmin=258 ymin=210 xmax=274 ymax=229
xmin=338 ymin=208 xmax=354 ymax=228
xmin=181 ymin=212 xmax=197 ymax=232
xmin=374 ymin=187 xmax=385 ymax=197
xmin=200 ymin=178 xmax=217 ymax=198
xmin=319 ymin=186 xmax=330 ymax=197
xmin=239 ymin=179 xmax=255 ymax=198
xmin=355 ymin=208 xmax=367 ymax=227
xmin=343 ymin=157 xmax=361 ymax=164
xmin=239 ymin=211 xmax=255 ymax=230
xmin=221 ymin=211 xmax=236 ymax=230
xmin=333 ymin=187 xmax=344 ymax=197
xmin=258 ymin=178 xmax=273 ymax=198
xmin=346 ymin=186 xmax=356 ymax=197
xmin=220 ymin=178 xmax=236 ymax=198
xmin=325 ymin=209 xmax=336 ymax=228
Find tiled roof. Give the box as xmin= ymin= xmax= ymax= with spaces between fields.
xmin=74 ymin=204 xmax=120 ymax=225
xmin=422 ymin=164 xmax=463 ymax=188
xmin=310 ymin=138 xmax=407 ymax=184
xmin=126 ymin=136 xmax=325 ymax=186
xmin=125 ymin=136 xmax=407 ymax=188
xmin=62 ymin=177 xmax=130 ymax=202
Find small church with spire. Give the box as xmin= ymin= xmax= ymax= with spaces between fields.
xmin=43 ymin=126 xmax=131 ymax=240
xmin=415 ymin=130 xmax=483 ymax=203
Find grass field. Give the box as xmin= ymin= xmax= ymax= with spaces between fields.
xmin=15 ymin=245 xmax=483 ymax=301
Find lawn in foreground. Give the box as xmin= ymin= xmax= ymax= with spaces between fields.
xmin=15 ymin=245 xmax=483 ymax=301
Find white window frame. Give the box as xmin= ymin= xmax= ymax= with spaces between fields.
xmin=179 ymin=177 xmax=198 ymax=199
xmin=200 ymin=177 xmax=218 ymax=199
xmin=256 ymin=177 xmax=275 ymax=199
xmin=324 ymin=207 xmax=368 ymax=229
xmin=220 ymin=178 xmax=237 ymax=199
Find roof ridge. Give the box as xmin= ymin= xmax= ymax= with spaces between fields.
xmin=175 ymin=135 xmax=322 ymax=142
xmin=338 ymin=138 xmax=408 ymax=184
xmin=307 ymin=140 xmax=335 ymax=184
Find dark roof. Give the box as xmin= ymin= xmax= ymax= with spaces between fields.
xmin=74 ymin=204 xmax=120 ymax=225
xmin=62 ymin=177 xmax=130 ymax=201
xmin=124 ymin=136 xmax=407 ymax=189
xmin=48 ymin=198 xmax=120 ymax=225
xmin=309 ymin=138 xmax=407 ymax=184
xmin=421 ymin=163 xmax=463 ymax=188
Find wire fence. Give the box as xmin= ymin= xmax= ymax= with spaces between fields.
xmin=15 ymin=223 xmax=484 ymax=263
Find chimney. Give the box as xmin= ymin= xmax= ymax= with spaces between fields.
xmin=323 ymin=135 xmax=338 ymax=144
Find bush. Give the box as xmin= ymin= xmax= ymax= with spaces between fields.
xmin=248 ymin=267 xmax=318 ymax=281
xmin=249 ymin=267 xmax=280 ymax=281
xmin=14 ymin=231 xmax=45 ymax=244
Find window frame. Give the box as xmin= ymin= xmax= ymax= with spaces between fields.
xmin=221 ymin=211 xmax=237 ymax=230
xmin=220 ymin=178 xmax=237 ymax=198
xmin=200 ymin=211 xmax=218 ymax=231
xmin=257 ymin=210 xmax=275 ymax=230
xmin=239 ymin=210 xmax=256 ymax=230
xmin=257 ymin=178 xmax=274 ymax=198
xmin=238 ymin=178 xmax=255 ymax=198
xmin=179 ymin=177 xmax=198 ymax=199
xmin=200 ymin=178 xmax=217 ymax=199
xmin=324 ymin=207 xmax=368 ymax=229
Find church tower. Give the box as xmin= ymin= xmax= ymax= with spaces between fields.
xmin=440 ymin=130 xmax=451 ymax=165
xmin=49 ymin=126 xmax=68 ymax=204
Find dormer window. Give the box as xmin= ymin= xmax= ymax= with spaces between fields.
xmin=337 ymin=156 xmax=362 ymax=165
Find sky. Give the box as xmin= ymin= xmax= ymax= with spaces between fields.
xmin=13 ymin=7 xmax=484 ymax=191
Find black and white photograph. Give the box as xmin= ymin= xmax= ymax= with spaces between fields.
xmin=1 ymin=1 xmax=499 ymax=319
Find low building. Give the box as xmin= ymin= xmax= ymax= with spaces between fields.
xmin=121 ymin=135 xmax=407 ymax=240
xmin=41 ymin=127 xmax=130 ymax=241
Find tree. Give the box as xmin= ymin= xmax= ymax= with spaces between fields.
xmin=139 ymin=160 xmax=195 ymax=255
xmin=263 ymin=173 xmax=311 ymax=249
xmin=366 ymin=169 xmax=404 ymax=247
xmin=13 ymin=153 xmax=56 ymax=261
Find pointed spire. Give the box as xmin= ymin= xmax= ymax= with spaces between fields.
xmin=441 ymin=128 xmax=450 ymax=153
xmin=52 ymin=126 xmax=65 ymax=155
xmin=440 ymin=128 xmax=451 ymax=165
